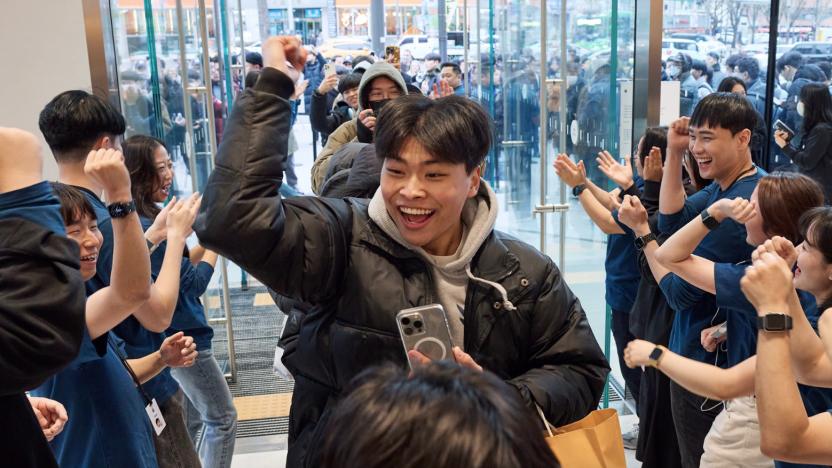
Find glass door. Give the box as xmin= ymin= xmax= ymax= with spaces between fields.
xmin=110 ymin=0 xmax=238 ymax=381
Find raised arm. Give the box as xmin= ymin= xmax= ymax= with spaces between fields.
xmin=129 ymin=193 xmax=202 ymax=330
xmin=84 ymin=149 xmax=153 ymax=338
xmin=625 ymin=339 xmax=755 ymax=401
xmin=660 ymin=118 xmax=690 ymax=215
xmin=618 ymin=195 xmax=670 ymax=283
xmin=553 ymin=153 xmax=624 ymax=235
xmin=742 ymin=253 xmax=832 ymax=465
xmin=193 ymin=36 xmax=352 ymax=304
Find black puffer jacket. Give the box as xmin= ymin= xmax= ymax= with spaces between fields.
xmin=195 ymin=68 xmax=609 ymax=468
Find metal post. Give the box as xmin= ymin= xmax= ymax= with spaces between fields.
xmin=462 ymin=0 xmax=468 ymax=95
xmin=762 ymin=0 xmax=781 ymax=172
xmin=438 ymin=0 xmax=447 ymax=61
xmin=538 ymin=0 xmax=548 ymax=252
xmin=632 ymin=0 xmax=663 ymax=140
xmin=370 ymin=0 xmax=385 ymax=54
xmin=175 ymin=0 xmax=201 ymax=189
xmin=558 ymin=0 xmax=567 ymax=271
xmin=143 ymin=0 xmax=165 ymax=140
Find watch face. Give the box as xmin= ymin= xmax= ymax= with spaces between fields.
xmin=766 ymin=314 xmax=787 ymax=331
xmin=648 ymin=347 xmax=663 ymax=361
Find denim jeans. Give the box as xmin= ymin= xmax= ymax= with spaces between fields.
xmin=170 ymin=349 xmax=238 ymax=468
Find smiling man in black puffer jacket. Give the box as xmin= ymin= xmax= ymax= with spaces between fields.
xmin=195 ymin=36 xmax=609 ymax=468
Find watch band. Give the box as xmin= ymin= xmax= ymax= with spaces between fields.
xmin=107 ymin=200 xmax=136 ymax=219
xmin=635 ymin=232 xmax=657 ymax=250
xmin=700 ymin=209 xmax=721 ymax=231
xmin=756 ymin=314 xmax=793 ymax=332
xmin=648 ymin=345 xmax=665 ymax=368
xmin=572 ymin=184 xmax=587 ymax=197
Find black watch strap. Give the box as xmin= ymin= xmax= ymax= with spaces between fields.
xmin=700 ymin=209 xmax=721 ymax=230
xmin=756 ymin=314 xmax=793 ymax=332
xmin=572 ymin=184 xmax=587 ymax=197
xmin=634 ymin=232 xmax=657 ymax=250
xmin=107 ymin=200 xmax=136 ymax=219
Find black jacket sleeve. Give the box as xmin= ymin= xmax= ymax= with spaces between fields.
xmin=193 ymin=67 xmax=353 ymax=305
xmin=309 ymin=90 xmax=340 ymax=136
xmin=507 ymin=260 xmax=609 ymax=426
xmin=0 ymin=219 xmax=86 ymax=394
xmin=783 ymin=123 xmax=832 ymax=173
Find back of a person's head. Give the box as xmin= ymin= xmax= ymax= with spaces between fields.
xmin=757 ymin=172 xmax=824 ymax=245
xmin=690 ymin=92 xmax=756 ymax=136
xmin=794 ymin=64 xmax=827 ymax=83
xmin=725 ymin=53 xmax=745 ymax=71
xmin=736 ymin=56 xmax=760 ymax=80
xmin=375 ymin=95 xmax=491 ymax=173
xmin=816 ymin=61 xmax=832 ymax=82
xmin=640 ymin=126 xmax=668 ymax=162
xmin=799 ymin=83 xmax=832 ymax=131
xmin=39 ymin=90 xmax=125 ymax=163
xmin=245 ymin=51 xmax=263 ymax=67
xmin=320 ymin=362 xmax=559 ymax=468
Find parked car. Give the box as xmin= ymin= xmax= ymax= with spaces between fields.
xmin=662 ymin=38 xmax=705 ymax=62
xmin=319 ymin=37 xmax=373 ymax=59
xmin=783 ymin=41 xmax=832 ymax=64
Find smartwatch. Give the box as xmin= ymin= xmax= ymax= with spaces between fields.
xmin=572 ymin=184 xmax=587 ymax=197
xmin=648 ymin=346 xmax=665 ymax=368
xmin=634 ymin=232 xmax=657 ymax=250
xmin=757 ymin=314 xmax=793 ymax=332
xmin=107 ymin=200 xmax=136 ymax=219
xmin=700 ymin=209 xmax=721 ymax=230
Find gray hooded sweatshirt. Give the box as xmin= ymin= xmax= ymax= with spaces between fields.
xmin=368 ymin=180 xmax=515 ymax=348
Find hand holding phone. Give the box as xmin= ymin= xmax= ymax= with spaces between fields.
xmin=774 ymin=119 xmax=794 ymax=141
xmin=397 ymin=305 xmax=457 ymax=370
xmin=324 ymin=63 xmax=337 ymax=77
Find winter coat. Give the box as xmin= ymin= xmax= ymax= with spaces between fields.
xmin=194 ymin=67 xmax=610 ymax=468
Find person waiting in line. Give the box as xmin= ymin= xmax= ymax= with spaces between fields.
xmin=624 ymin=172 xmax=828 ymax=468
xmin=690 ymin=60 xmax=714 ymax=97
xmin=310 ymin=72 xmax=361 ymax=143
xmin=194 ymin=36 xmax=609 ymax=467
xmin=320 ymin=362 xmax=560 ymax=468
xmin=124 ymin=135 xmax=237 ymax=468
xmin=665 ymin=53 xmax=699 ymax=116
xmin=656 ymin=93 xmax=764 ymax=468
xmin=311 ymin=61 xmax=409 ymax=194
xmin=739 ymin=212 xmax=832 ymax=465
xmin=775 ymin=83 xmax=832 ymax=202
xmin=736 ymin=56 xmax=767 ymax=116
xmin=706 ymin=52 xmax=726 ymax=90
xmin=439 ymin=62 xmax=466 ymax=96
xmin=0 ymin=128 xmax=87 ymax=468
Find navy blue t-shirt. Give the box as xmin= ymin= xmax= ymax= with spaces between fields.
xmin=658 ymin=169 xmax=763 ymax=362
xmin=606 ymin=180 xmax=643 ymax=313
xmin=31 ymin=328 xmax=158 ymax=468
xmin=0 ymin=181 xmax=64 ymax=234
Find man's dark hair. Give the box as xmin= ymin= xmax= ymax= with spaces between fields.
xmin=39 ymin=90 xmax=126 ymax=163
xmin=375 ymin=95 xmax=491 ymax=173
xmin=707 ymin=51 xmax=721 ymax=62
xmin=690 ymin=92 xmax=757 ymax=136
xmin=245 ymin=51 xmax=263 ymax=67
xmin=816 ymin=61 xmax=832 ymax=82
xmin=691 ymin=59 xmax=708 ymax=73
xmin=50 ymin=182 xmax=97 ymax=225
xmin=736 ymin=56 xmax=760 ymax=81
xmin=337 ymin=73 xmax=362 ymax=94
xmin=352 ymin=55 xmax=374 ymax=68
xmin=725 ymin=53 xmax=745 ymax=71
xmin=776 ymin=51 xmax=805 ymax=73
xmin=640 ymin=126 xmax=668 ymax=163
xmin=320 ymin=362 xmax=560 ymax=468
xmin=440 ymin=62 xmax=461 ymax=76
xmin=424 ymin=52 xmax=441 ymax=62
xmin=717 ymin=76 xmax=747 ymax=93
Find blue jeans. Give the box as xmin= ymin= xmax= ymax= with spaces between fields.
xmin=170 ymin=349 xmax=237 ymax=468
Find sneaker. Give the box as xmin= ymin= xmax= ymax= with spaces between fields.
xmin=622 ymin=423 xmax=639 ymax=450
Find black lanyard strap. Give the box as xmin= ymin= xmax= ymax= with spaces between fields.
xmin=107 ymin=337 xmax=153 ymax=406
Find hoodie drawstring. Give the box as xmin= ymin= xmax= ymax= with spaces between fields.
xmin=465 ymin=265 xmax=516 ymax=312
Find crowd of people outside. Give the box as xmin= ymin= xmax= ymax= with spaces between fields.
xmin=5 ymin=27 xmax=832 ymax=468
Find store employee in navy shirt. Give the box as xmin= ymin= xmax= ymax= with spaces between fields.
xmin=655 ymin=93 xmax=764 ymax=468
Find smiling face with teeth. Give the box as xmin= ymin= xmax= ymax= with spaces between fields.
xmin=152 ymin=145 xmax=174 ymax=203
xmin=65 ymin=214 xmax=103 ymax=281
xmin=381 ymin=138 xmax=480 ymax=256
xmin=687 ymin=123 xmax=752 ymax=186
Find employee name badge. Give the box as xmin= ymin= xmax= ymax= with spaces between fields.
xmin=145 ymin=398 xmax=166 ymax=435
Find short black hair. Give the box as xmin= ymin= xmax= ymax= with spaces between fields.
xmin=352 ymin=55 xmax=374 ymax=68
xmin=50 ymin=182 xmax=97 ymax=225
xmin=320 ymin=362 xmax=560 ymax=468
xmin=691 ymin=59 xmax=708 ymax=73
xmin=707 ymin=51 xmax=721 ymax=62
xmin=424 ymin=52 xmax=441 ymax=62
xmin=440 ymin=62 xmax=461 ymax=76
xmin=640 ymin=126 xmax=668 ymax=163
xmin=725 ymin=53 xmax=745 ymax=71
xmin=736 ymin=56 xmax=760 ymax=80
xmin=375 ymin=95 xmax=492 ymax=173
xmin=777 ymin=51 xmax=805 ymax=72
xmin=690 ymin=92 xmax=757 ymax=136
xmin=245 ymin=51 xmax=263 ymax=67
xmin=817 ymin=61 xmax=832 ymax=82
xmin=39 ymin=90 xmax=126 ymax=163
xmin=337 ymin=73 xmax=362 ymax=94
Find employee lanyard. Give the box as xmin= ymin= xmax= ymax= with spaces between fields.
xmin=108 ymin=337 xmax=153 ymax=406
xmin=722 ymin=164 xmax=757 ymax=192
